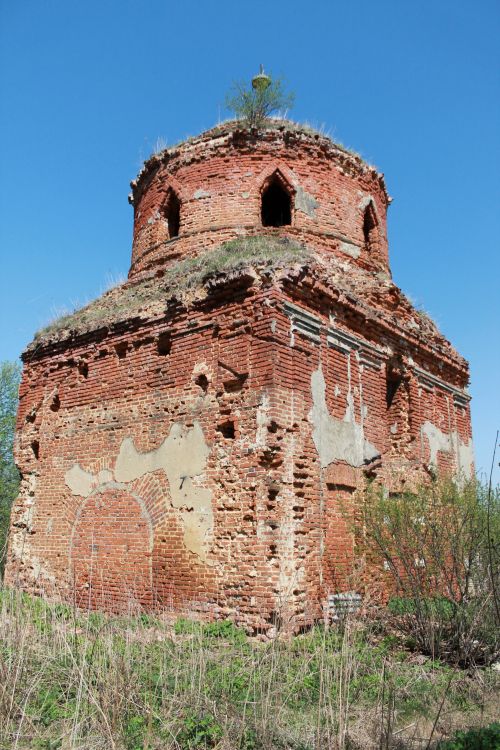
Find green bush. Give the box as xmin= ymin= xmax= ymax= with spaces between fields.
xmin=360 ymin=479 xmax=500 ymax=666
xmin=437 ymin=722 xmax=500 ymax=749
xmin=0 ymin=361 xmax=21 ymax=577
xmin=225 ymin=71 xmax=295 ymax=128
xmin=177 ymin=712 xmax=223 ymax=749
xmin=203 ymin=618 xmax=247 ymax=644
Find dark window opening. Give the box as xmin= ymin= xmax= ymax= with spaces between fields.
xmin=115 ymin=342 xmax=128 ymax=359
xmin=157 ymin=332 xmax=172 ymax=356
xmin=50 ymin=394 xmax=60 ymax=412
xmin=31 ymin=440 xmax=40 ymax=460
xmin=195 ymin=373 xmax=209 ymax=392
xmin=165 ymin=191 xmax=180 ymax=239
xmin=363 ymin=203 xmax=379 ymax=253
xmin=261 ymin=178 xmax=291 ymax=227
xmin=386 ymin=371 xmax=403 ymax=408
xmin=268 ymin=488 xmax=278 ymax=503
xmin=216 ymin=420 xmax=235 ymax=439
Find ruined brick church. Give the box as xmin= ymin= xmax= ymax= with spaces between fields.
xmin=6 ymin=107 xmax=473 ymax=631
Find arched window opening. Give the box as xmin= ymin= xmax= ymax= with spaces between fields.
xmin=164 ymin=190 xmax=180 ymax=239
xmin=363 ymin=203 xmax=379 ymax=254
xmin=261 ymin=177 xmax=292 ymax=227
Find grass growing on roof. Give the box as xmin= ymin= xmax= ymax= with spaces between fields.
xmin=31 ymin=236 xmax=312 ymax=345
xmin=162 ymin=235 xmax=311 ymax=293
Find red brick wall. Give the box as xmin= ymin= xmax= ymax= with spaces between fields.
xmin=71 ymin=488 xmax=153 ymax=611
xmin=5 ymin=124 xmax=472 ymax=633
xmin=129 ymin=124 xmax=390 ymax=279
xmin=6 ymin=277 xmax=472 ymax=632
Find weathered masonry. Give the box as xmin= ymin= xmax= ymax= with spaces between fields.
xmin=6 ymin=120 xmax=473 ymax=632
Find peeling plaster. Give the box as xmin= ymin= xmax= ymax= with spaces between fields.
xmin=255 ymin=393 xmax=271 ymax=447
xmin=65 ymin=421 xmax=213 ymax=561
xmin=339 ymin=241 xmax=361 ymax=259
xmin=309 ymin=365 xmax=379 ymax=468
xmin=65 ymin=464 xmax=95 ymax=497
xmin=295 ymin=186 xmax=318 ymax=217
xmin=421 ymin=420 xmax=474 ymax=478
xmin=193 ymin=188 xmax=210 ymax=199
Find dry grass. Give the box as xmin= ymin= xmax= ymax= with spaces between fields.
xmin=0 ymin=587 xmax=497 ymax=749
xmin=154 ymin=119 xmax=371 ymax=168
xmin=30 ymin=237 xmax=311 ymax=348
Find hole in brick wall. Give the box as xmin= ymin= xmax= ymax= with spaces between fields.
xmin=261 ymin=177 xmax=292 ymax=227
xmin=267 ymin=420 xmax=279 ymax=434
xmin=386 ymin=371 xmax=403 ymax=408
xmin=78 ymin=361 xmax=89 ymax=378
xmin=31 ymin=440 xmax=39 ymax=460
xmin=26 ymin=411 xmax=36 ymax=423
xmin=50 ymin=394 xmax=60 ymax=412
xmin=269 ymin=543 xmax=277 ymax=556
xmin=195 ymin=374 xmax=209 ymax=392
xmin=268 ymin=488 xmax=279 ymax=503
xmin=326 ymin=482 xmax=355 ymax=493
xmin=363 ymin=202 xmax=380 ymax=254
xmin=115 ymin=342 xmax=128 ymax=359
xmin=223 ymin=377 xmax=247 ymax=393
xmin=133 ymin=336 xmax=154 ymax=349
xmin=216 ymin=420 xmax=235 ymax=439
xmin=157 ymin=332 xmax=172 ymax=356
xmin=164 ymin=190 xmax=180 ymax=238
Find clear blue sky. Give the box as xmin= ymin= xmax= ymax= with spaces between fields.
xmin=0 ymin=0 xmax=498 ymax=483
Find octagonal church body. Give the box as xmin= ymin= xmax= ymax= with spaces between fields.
xmin=6 ymin=120 xmax=473 ymax=631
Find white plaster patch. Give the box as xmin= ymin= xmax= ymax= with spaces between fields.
xmin=295 ymin=186 xmax=318 ymax=217
xmin=421 ymin=420 xmax=474 ymax=478
xmin=64 ymin=421 xmax=214 ymax=562
xmin=114 ymin=421 xmax=213 ymax=560
xmin=97 ymin=469 xmax=113 ymax=485
xmin=193 ymin=188 xmax=210 ymax=199
xmin=456 ymin=436 xmax=475 ymax=479
xmin=309 ymin=365 xmax=379 ymax=468
xmin=339 ymin=241 xmax=361 ymax=259
xmin=255 ymin=393 xmax=271 ymax=448
xmin=65 ymin=464 xmax=95 ymax=497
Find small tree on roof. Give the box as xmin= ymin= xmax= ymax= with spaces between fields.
xmin=225 ymin=66 xmax=295 ymax=128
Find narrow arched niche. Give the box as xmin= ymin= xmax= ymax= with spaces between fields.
xmin=261 ymin=176 xmax=292 ymax=227
xmin=163 ymin=189 xmax=181 ymax=239
xmin=362 ymin=202 xmax=380 ymax=254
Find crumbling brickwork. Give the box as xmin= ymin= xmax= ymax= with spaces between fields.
xmin=5 ymin=121 xmax=473 ymax=632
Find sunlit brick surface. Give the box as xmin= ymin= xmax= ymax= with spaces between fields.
xmin=6 ymin=123 xmax=472 ymax=633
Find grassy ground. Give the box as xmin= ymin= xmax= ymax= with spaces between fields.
xmin=0 ymin=588 xmax=497 ymax=749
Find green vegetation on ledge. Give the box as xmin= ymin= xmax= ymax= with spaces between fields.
xmin=30 ymin=236 xmax=312 ymax=349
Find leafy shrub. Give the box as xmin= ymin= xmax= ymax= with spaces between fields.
xmin=203 ymin=618 xmax=247 ymax=644
xmin=437 ymin=722 xmax=500 ymax=749
xmin=225 ymin=71 xmax=295 ymax=128
xmin=174 ymin=616 xmax=203 ymax=636
xmin=177 ymin=712 xmax=223 ymax=748
xmin=0 ymin=361 xmax=21 ymax=577
xmin=360 ymin=479 xmax=500 ymax=666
